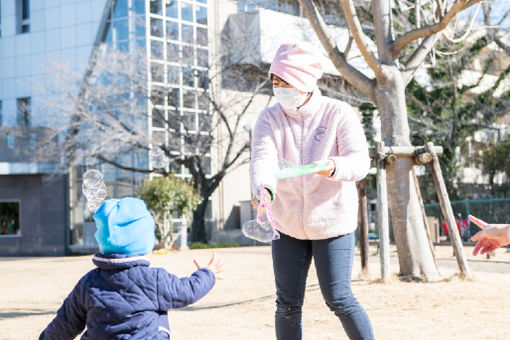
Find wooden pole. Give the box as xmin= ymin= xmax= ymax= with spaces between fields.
xmin=411 ymin=167 xmax=439 ymax=272
xmin=425 ymin=142 xmax=472 ymax=279
xmin=369 ymin=145 xmax=443 ymax=158
xmin=376 ymin=141 xmax=390 ymax=282
xmin=357 ymin=179 xmax=369 ymax=278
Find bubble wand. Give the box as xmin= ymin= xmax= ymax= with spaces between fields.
xmin=257 ymin=183 xmax=280 ymax=241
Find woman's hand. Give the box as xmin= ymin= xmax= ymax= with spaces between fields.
xmin=314 ymin=159 xmax=335 ymax=178
xmin=251 ymin=188 xmax=273 ymax=209
xmin=469 ymin=215 xmax=510 ymax=256
xmin=194 ymin=253 xmax=224 ymax=279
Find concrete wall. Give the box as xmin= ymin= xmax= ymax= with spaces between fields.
xmin=0 ymin=174 xmax=68 ymax=256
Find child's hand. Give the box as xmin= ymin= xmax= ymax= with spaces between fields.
xmin=314 ymin=159 xmax=335 ymax=177
xmin=193 ymin=253 xmax=224 ymax=279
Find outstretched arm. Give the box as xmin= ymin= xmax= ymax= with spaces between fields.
xmin=158 ymin=254 xmax=222 ymax=310
xmin=469 ymin=215 xmax=510 ymax=256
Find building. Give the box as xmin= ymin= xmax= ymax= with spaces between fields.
xmin=0 ymin=0 xmax=370 ymax=255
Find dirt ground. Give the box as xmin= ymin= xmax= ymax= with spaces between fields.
xmin=1 ymin=244 xmax=510 ymax=340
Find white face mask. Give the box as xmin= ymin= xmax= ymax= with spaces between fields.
xmin=273 ymin=87 xmax=309 ymax=110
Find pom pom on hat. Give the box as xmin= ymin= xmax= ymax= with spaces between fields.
xmin=94 ymin=197 xmax=155 ymax=255
xmin=269 ymin=43 xmax=324 ymax=92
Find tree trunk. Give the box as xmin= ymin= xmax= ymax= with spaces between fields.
xmin=375 ymin=66 xmax=439 ymax=280
xmin=191 ymin=198 xmax=209 ymax=243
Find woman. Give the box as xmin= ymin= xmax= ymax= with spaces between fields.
xmin=250 ymin=43 xmax=374 ymax=339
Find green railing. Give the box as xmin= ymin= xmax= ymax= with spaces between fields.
xmin=424 ymin=198 xmax=510 ymax=236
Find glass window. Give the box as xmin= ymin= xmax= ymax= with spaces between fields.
xmin=151 ymin=18 xmax=163 ymax=37
xmin=183 ymin=91 xmax=196 ymax=109
xmin=198 ymin=92 xmax=209 ymax=110
xmin=196 ymin=70 xmax=208 ymax=89
xmin=17 ymin=0 xmax=30 ymax=33
xmin=150 ymin=0 xmax=163 ymax=15
xmin=113 ymin=0 xmax=128 ymax=18
xmin=0 ymin=202 xmax=21 ymax=236
xmin=197 ymin=48 xmax=208 ymax=67
xmin=166 ymin=0 xmax=178 ymax=18
xmin=198 ymin=112 xmax=212 ymax=131
xmin=151 ymin=63 xmax=164 ymax=82
xmin=183 ymin=112 xmax=196 ymax=131
xmin=166 ymin=20 xmax=178 ymax=40
xmin=182 ymin=24 xmax=193 ymax=43
xmin=133 ymin=0 xmax=146 ymax=15
xmin=152 ymin=131 xmax=166 ymax=146
xmin=168 ymin=131 xmax=180 ymax=150
xmin=197 ymin=27 xmax=207 ymax=46
xmin=167 ymin=42 xmax=180 ymax=62
xmin=167 ymin=65 xmax=180 ymax=84
xmin=168 ymin=88 xmax=180 ymax=107
xmin=0 ymin=101 xmax=2 ymax=126
xmin=151 ymin=86 xmax=165 ymax=106
xmin=27 ymin=134 xmax=37 ymax=148
xmin=182 ymin=67 xmax=194 ymax=87
xmin=168 ymin=112 xmax=180 ymax=131
xmin=196 ymin=5 xmax=207 ymax=25
xmin=197 ymin=0 xmax=207 ymax=4
xmin=182 ymin=45 xmax=194 ymax=65
xmin=152 ymin=108 xmax=166 ymax=128
xmin=181 ymin=2 xmax=193 ymax=22
xmin=17 ymin=97 xmax=31 ymax=127
xmin=151 ymin=40 xmax=163 ymax=60
xmin=135 ymin=18 xmax=146 ymax=38
xmin=114 ymin=19 xmax=129 ymax=40
xmin=117 ymin=40 xmax=129 ymax=52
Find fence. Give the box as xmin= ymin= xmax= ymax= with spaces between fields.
xmin=424 ymin=198 xmax=510 ymax=238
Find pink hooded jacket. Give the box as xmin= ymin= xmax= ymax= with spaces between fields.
xmin=249 ymin=44 xmax=370 ymax=240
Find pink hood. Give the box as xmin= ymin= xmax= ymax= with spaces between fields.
xmin=269 ymin=43 xmax=324 ymax=92
xmin=249 ymin=90 xmax=370 ymax=240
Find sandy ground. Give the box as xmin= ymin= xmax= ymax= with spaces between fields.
xmin=1 ymin=244 xmax=510 ymax=340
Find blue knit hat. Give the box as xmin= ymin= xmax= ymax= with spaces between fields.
xmin=94 ymin=197 xmax=156 ymax=255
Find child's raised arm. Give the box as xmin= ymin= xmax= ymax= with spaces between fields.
xmin=157 ymin=253 xmax=223 ymax=310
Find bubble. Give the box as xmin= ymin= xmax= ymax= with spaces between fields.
xmin=152 ymin=146 xmax=169 ymax=168
xmin=82 ymin=169 xmax=107 ymax=213
xmin=242 ymin=220 xmax=276 ymax=243
xmin=83 ymin=169 xmax=104 ymax=187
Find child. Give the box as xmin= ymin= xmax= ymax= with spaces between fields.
xmin=40 ymin=197 xmax=223 ymax=340
xmin=469 ymin=214 xmax=510 ymax=256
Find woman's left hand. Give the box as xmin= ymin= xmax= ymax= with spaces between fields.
xmin=314 ymin=159 xmax=335 ymax=178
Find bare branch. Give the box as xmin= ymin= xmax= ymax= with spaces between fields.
xmin=297 ymin=0 xmax=375 ymax=100
xmin=390 ymin=0 xmax=483 ymax=58
xmin=339 ymin=0 xmax=382 ymax=74
xmin=402 ymin=34 xmax=438 ymax=84
xmin=442 ymin=2 xmax=481 ymax=44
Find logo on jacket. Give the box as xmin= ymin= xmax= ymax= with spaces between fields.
xmin=314 ymin=127 xmax=327 ymax=142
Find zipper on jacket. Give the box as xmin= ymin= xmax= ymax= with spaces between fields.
xmin=298 ymin=109 xmax=310 ymax=239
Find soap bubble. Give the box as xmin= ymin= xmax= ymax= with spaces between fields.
xmin=83 ymin=169 xmax=104 ymax=187
xmin=242 ymin=220 xmax=279 ymax=243
xmin=82 ymin=169 xmax=107 ymax=213
xmin=152 ymin=145 xmax=169 ymax=168
xmin=242 ymin=184 xmax=280 ymax=243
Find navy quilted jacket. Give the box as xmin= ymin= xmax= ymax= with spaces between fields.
xmin=40 ymin=253 xmax=216 ymax=340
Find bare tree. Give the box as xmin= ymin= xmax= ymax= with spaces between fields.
xmin=287 ymin=0 xmax=502 ymax=280
xmin=39 ymin=41 xmax=270 ymax=243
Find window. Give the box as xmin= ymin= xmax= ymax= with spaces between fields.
xmin=17 ymin=97 xmax=31 ymax=127
xmin=17 ymin=0 xmax=30 ymax=34
xmin=0 ymin=0 xmax=2 ymax=37
xmin=0 ymin=201 xmax=21 ymax=237
xmin=0 ymin=101 xmax=2 ymax=126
